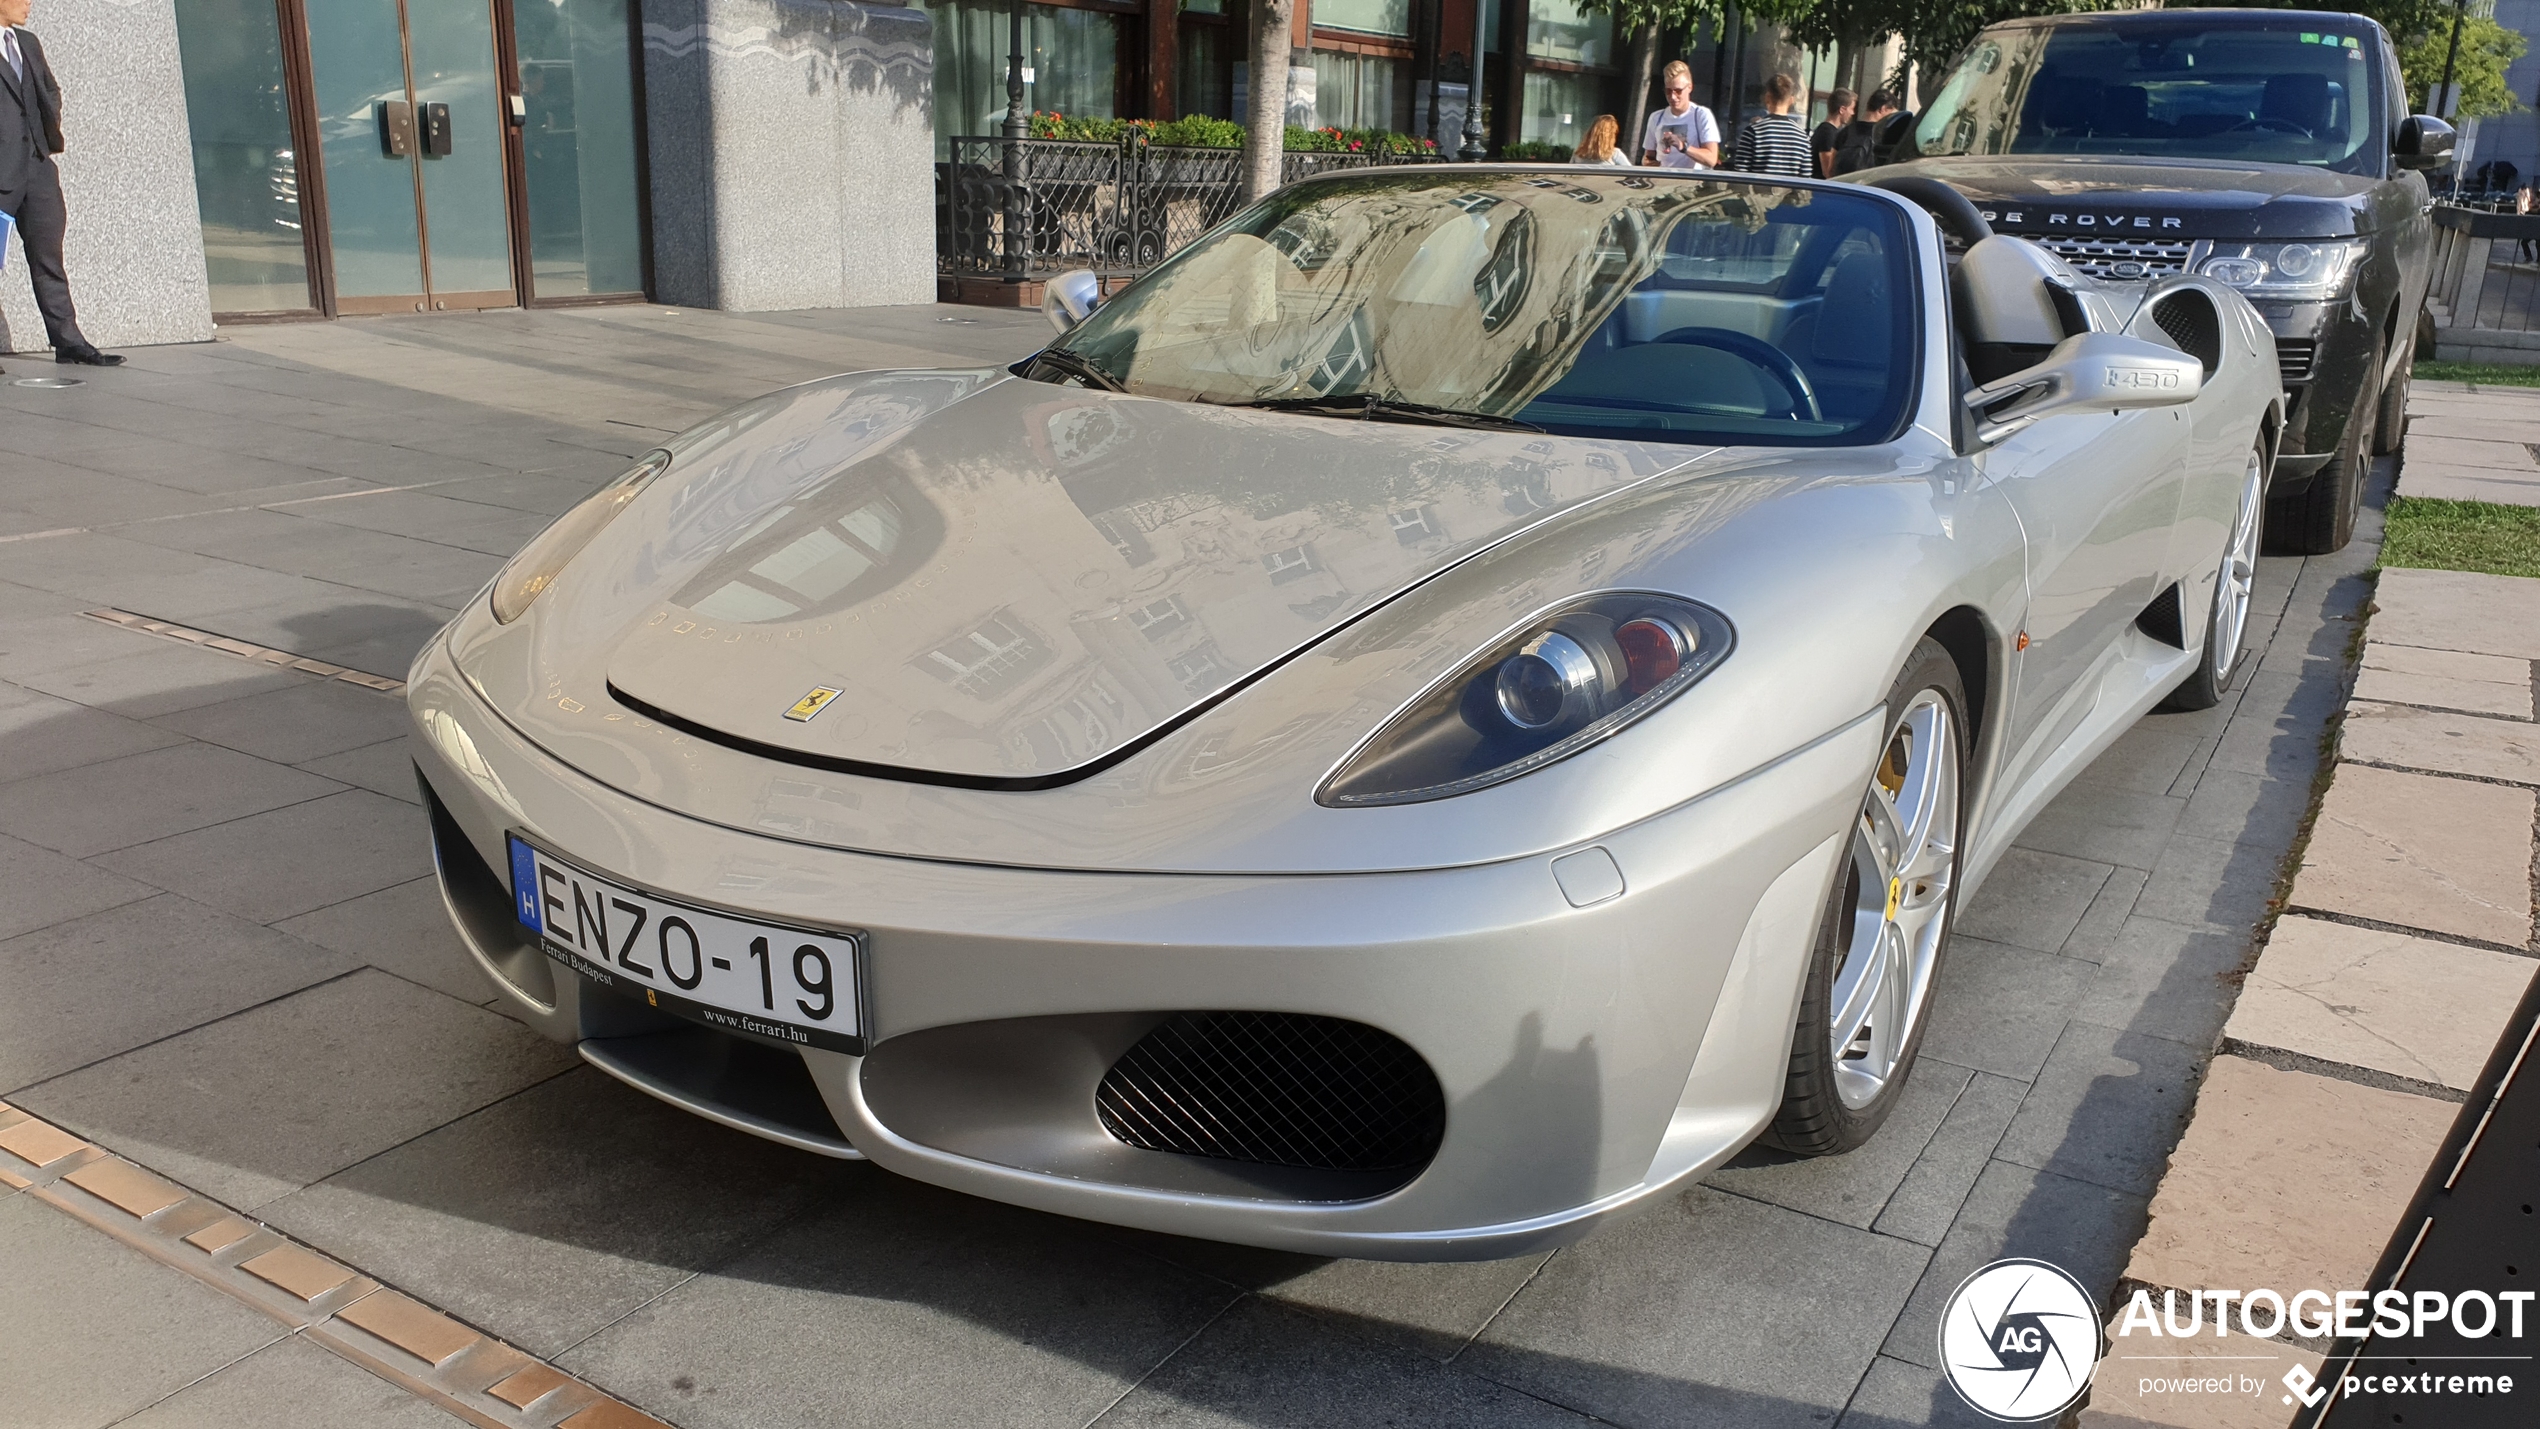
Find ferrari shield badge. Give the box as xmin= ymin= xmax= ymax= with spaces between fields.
xmin=784 ymin=687 xmax=842 ymax=722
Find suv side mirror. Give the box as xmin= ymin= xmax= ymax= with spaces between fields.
xmin=2394 ymin=114 xmax=2456 ymax=170
xmin=1873 ymin=110 xmax=1917 ymax=165
xmin=1964 ymin=332 xmax=2202 ymax=445
xmin=1042 ymin=269 xmax=1103 ymax=333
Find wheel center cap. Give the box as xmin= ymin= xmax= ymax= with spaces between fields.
xmin=1885 ymin=876 xmax=1904 ymax=923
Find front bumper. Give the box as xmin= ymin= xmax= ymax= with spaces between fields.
xmin=408 ymin=633 xmax=1873 ymax=1259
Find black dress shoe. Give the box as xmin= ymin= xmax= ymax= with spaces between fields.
xmin=57 ymin=347 xmax=124 ymax=367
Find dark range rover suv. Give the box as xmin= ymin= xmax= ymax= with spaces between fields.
xmin=1864 ymin=9 xmax=2455 ymax=553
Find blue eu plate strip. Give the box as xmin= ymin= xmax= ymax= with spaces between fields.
xmin=509 ymin=836 xmax=543 ymax=932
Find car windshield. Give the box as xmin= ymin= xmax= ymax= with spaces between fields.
xmin=1038 ymin=172 xmax=1919 ymax=448
xmin=1913 ymin=19 xmax=2389 ymax=174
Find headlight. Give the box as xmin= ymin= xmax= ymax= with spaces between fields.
xmin=1319 ymin=593 xmax=1734 ymax=807
xmin=2197 ymin=240 xmax=2365 ymax=301
xmin=489 ymin=451 xmax=671 ymax=624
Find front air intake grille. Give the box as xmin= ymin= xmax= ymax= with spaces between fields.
xmin=2030 ymin=235 xmax=2196 ymax=280
xmin=2276 ymin=338 xmax=2317 ymax=385
xmin=1096 ymin=1012 xmax=1446 ymax=1174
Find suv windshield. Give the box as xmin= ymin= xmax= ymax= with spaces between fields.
xmin=1039 ymin=172 xmax=1918 ymax=448
xmin=1914 ymin=18 xmax=2389 ymax=174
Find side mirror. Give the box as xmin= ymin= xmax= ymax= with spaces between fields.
xmin=2394 ymin=114 xmax=2456 ymax=170
xmin=1965 ymin=332 xmax=2202 ymax=445
xmin=1873 ymin=110 xmax=1917 ymax=165
xmin=1042 ymin=269 xmax=1102 ymax=333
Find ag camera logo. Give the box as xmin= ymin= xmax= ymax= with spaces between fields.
xmin=1939 ymin=1258 xmax=2103 ymax=1421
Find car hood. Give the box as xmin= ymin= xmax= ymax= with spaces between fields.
xmin=557 ymin=370 xmax=1693 ymax=784
xmin=1873 ymin=156 xmax=2377 ymax=239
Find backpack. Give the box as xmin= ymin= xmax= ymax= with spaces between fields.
xmin=1832 ymin=120 xmax=1880 ymax=175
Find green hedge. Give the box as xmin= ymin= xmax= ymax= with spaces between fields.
xmin=1024 ymin=112 xmax=1437 ymax=157
xmin=1498 ymin=139 xmax=1572 ymax=162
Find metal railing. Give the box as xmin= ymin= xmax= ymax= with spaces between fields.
xmin=937 ymin=136 xmax=1422 ymax=280
xmin=2428 ymin=204 xmax=2540 ymax=358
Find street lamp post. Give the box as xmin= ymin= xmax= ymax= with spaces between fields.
xmin=1002 ymin=0 xmax=1028 ymax=279
xmin=1458 ymin=0 xmax=1488 ymax=159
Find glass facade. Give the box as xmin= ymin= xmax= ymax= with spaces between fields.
xmin=173 ymin=0 xmax=312 ymax=313
xmin=1522 ymin=67 xmax=1597 ymax=148
xmin=1179 ymin=23 xmax=1234 ymax=119
xmin=1526 ymin=0 xmax=1611 ymax=67
xmin=1312 ymin=49 xmax=1409 ymax=131
xmin=1313 ymin=0 xmax=1408 ymax=37
xmin=512 ymin=0 xmax=646 ymax=297
xmin=929 ymin=0 xmax=1123 ymax=158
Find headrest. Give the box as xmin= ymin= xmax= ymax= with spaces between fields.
xmin=2262 ymin=74 xmax=2332 ymax=132
xmin=1813 ymin=251 xmax=1892 ymax=367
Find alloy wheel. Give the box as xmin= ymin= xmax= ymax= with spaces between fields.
xmin=1831 ymin=691 xmax=1960 ymax=1111
xmin=2210 ymin=452 xmax=2265 ymax=687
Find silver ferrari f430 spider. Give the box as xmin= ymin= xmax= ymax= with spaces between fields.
xmin=410 ymin=166 xmax=2280 ymax=1259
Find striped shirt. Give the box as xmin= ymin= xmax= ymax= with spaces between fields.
xmin=1728 ymin=113 xmax=1815 ymax=179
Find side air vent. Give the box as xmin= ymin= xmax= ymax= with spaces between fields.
xmin=2151 ymin=290 xmax=2222 ymax=376
xmin=2276 ymin=337 xmax=2317 ymax=385
xmin=1097 ymin=1012 xmax=1446 ymax=1181
xmin=2134 ymin=582 xmax=2187 ymax=649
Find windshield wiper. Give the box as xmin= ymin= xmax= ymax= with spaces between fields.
xmin=1221 ymin=392 xmax=1543 ymax=433
xmin=1023 ymin=348 xmax=1127 ymax=393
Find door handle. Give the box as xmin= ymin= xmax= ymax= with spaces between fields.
xmin=378 ymin=99 xmax=415 ymax=157
xmin=420 ymin=102 xmax=453 ymax=157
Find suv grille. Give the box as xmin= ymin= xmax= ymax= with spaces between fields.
xmin=2276 ymin=338 xmax=2317 ymax=384
xmin=1096 ymin=1012 xmax=1446 ymax=1173
xmin=2029 ymin=235 xmax=2196 ymax=280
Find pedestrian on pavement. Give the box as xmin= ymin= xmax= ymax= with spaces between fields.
xmin=1570 ymin=114 xmax=1633 ymax=168
xmin=1830 ymin=89 xmax=1897 ymax=177
xmin=0 ymin=0 xmax=121 ymax=369
xmin=1640 ymin=61 xmax=1720 ymax=170
xmin=1727 ymin=73 xmax=1814 ymax=179
xmin=1813 ymin=89 xmax=1855 ymax=179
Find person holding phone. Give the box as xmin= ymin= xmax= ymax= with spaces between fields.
xmin=1640 ymin=60 xmax=1720 ymax=170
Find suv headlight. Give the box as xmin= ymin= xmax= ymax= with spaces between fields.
xmin=1318 ymin=593 xmax=1734 ymax=807
xmin=2198 ymin=240 xmax=2365 ymax=301
xmin=489 ymin=451 xmax=670 ymax=624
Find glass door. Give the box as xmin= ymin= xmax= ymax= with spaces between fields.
xmin=508 ymin=0 xmax=646 ymax=299
xmin=174 ymin=0 xmax=320 ymax=315
xmin=303 ymin=0 xmax=516 ymax=312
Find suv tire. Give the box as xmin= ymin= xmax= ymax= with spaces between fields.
xmin=2373 ymin=331 xmax=2413 ymax=457
xmin=2267 ymin=347 xmax=2378 ymax=556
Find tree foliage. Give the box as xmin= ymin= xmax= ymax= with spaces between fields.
xmin=2397 ymin=13 xmax=2528 ymax=117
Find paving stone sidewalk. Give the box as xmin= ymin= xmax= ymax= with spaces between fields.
xmin=2085 ymin=381 xmax=2540 ymax=1429
xmin=0 ymin=306 xmax=2378 ymax=1429
xmin=2392 ymin=378 xmax=2540 ymax=507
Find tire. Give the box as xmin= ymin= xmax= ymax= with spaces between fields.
xmin=1763 ymin=638 xmax=1967 ymax=1157
xmin=2266 ymin=350 xmax=2377 ymax=556
xmin=2161 ymin=445 xmax=2267 ymax=712
xmin=2373 ymin=331 xmax=2413 ymax=457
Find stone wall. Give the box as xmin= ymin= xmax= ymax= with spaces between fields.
xmin=0 ymin=0 xmax=214 ymax=354
xmin=642 ymin=0 xmax=936 ymax=312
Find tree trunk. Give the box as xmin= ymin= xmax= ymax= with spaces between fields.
xmin=1625 ymin=21 xmax=1660 ymax=138
xmin=1245 ymin=0 xmax=1296 ymax=202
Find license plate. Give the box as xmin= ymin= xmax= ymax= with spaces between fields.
xmin=508 ymin=834 xmax=866 ymax=1054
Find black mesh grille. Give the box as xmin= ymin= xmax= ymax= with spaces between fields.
xmin=2151 ymin=291 xmax=2221 ymax=375
xmin=1096 ymin=1013 xmax=1446 ymax=1173
xmin=2276 ymin=337 xmax=2317 ymax=385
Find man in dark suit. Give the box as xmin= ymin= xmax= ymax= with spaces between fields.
xmin=0 ymin=0 xmax=122 ymax=367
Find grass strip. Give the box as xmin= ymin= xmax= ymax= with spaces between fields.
xmin=2379 ymin=494 xmax=2540 ymax=578
xmin=2413 ymin=360 xmax=2540 ymax=387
